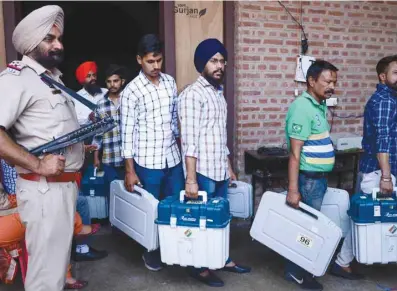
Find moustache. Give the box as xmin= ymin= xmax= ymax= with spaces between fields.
xmin=48 ymin=50 xmax=63 ymax=57
xmin=213 ymin=69 xmax=224 ymax=75
xmin=325 ymin=89 xmax=334 ymax=94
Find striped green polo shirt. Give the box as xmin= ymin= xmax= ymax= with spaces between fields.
xmin=285 ymin=91 xmax=335 ymax=172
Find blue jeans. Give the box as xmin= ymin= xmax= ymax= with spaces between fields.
xmin=191 ymin=173 xmax=232 ymax=273
xmin=103 ymin=164 xmax=125 ymax=180
xmin=135 ymin=162 xmax=185 ymax=200
xmin=76 ymin=195 xmax=91 ymax=245
xmin=285 ymin=173 xmax=327 ymax=278
xmin=197 ymin=173 xmax=229 ymax=199
xmin=76 ymin=195 xmax=91 ymax=225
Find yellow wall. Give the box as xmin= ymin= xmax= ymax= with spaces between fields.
xmin=174 ymin=1 xmax=223 ymax=91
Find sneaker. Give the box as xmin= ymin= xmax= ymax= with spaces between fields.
xmin=285 ymin=272 xmax=323 ymax=291
xmin=330 ymin=263 xmax=364 ymax=280
xmin=142 ymin=250 xmax=163 ymax=271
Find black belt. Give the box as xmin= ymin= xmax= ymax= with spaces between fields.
xmin=299 ymin=170 xmax=328 ymax=178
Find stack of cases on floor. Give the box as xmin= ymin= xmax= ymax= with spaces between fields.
xmin=109 ymin=180 xmax=159 ymax=251
xmin=227 ymin=181 xmax=253 ymax=219
xmin=280 ymin=187 xmax=350 ymax=237
xmin=156 ymin=191 xmax=231 ymax=269
xmin=250 ymin=191 xmax=342 ymax=276
xmin=349 ymin=188 xmax=397 ymax=264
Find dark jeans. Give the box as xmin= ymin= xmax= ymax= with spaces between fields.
xmin=104 ymin=165 xmax=125 ymax=180
xmin=76 ymin=195 xmax=91 ymax=225
xmin=196 ymin=173 xmax=229 ymax=199
xmin=76 ymin=195 xmax=91 ymax=245
xmin=284 ymin=173 xmax=328 ymax=278
xmin=134 ymin=162 xmax=185 ymax=200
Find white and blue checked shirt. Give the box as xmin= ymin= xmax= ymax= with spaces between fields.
xmin=178 ymin=76 xmax=230 ymax=182
xmin=92 ymin=93 xmax=123 ymax=167
xmin=120 ymin=71 xmax=181 ymax=169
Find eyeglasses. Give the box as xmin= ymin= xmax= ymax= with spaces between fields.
xmin=209 ymin=58 xmax=227 ymax=66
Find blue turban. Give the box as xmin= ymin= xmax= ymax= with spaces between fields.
xmin=194 ymin=38 xmax=227 ymax=73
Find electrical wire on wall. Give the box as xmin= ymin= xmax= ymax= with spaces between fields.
xmin=278 ymin=1 xmax=308 ymax=55
xmin=328 ymin=107 xmax=364 ymax=133
xmin=278 ymin=1 xmax=309 ymax=94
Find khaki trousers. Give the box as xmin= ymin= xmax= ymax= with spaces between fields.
xmin=16 ymin=176 xmax=77 ymax=291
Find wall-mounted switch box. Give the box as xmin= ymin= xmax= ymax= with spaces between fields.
xmin=326 ymin=97 xmax=337 ymax=107
xmin=295 ymin=55 xmax=316 ymax=83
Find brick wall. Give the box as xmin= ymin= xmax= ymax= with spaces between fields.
xmin=234 ymin=1 xmax=397 ymax=180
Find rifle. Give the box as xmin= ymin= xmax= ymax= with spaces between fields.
xmin=29 ymin=74 xmax=117 ymax=156
xmin=30 ymin=116 xmax=117 ymax=156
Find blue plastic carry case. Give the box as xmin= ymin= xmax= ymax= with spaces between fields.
xmin=156 ymin=192 xmax=231 ymax=228
xmin=348 ymin=188 xmax=397 ymax=223
xmin=81 ymin=165 xmax=118 ymax=197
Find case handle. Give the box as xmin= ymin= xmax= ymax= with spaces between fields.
xmin=286 ymin=200 xmax=319 ymax=220
xmin=90 ymin=167 xmax=98 ymax=180
xmin=127 ymin=183 xmax=145 ymax=197
xmin=372 ymin=187 xmax=397 ymax=200
xmin=180 ymin=190 xmax=207 ymax=203
xmin=228 ymin=182 xmax=238 ymax=188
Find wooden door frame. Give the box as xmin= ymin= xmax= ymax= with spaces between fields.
xmin=223 ymin=1 xmax=236 ymax=167
xmin=159 ymin=1 xmax=176 ymax=78
xmin=2 ymin=1 xmax=20 ymax=63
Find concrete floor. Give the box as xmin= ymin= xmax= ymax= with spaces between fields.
xmin=2 ymin=222 xmax=397 ymax=291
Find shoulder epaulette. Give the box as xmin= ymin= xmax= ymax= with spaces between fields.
xmin=5 ymin=60 xmax=27 ymax=76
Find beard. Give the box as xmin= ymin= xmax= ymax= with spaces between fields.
xmin=84 ymin=83 xmax=102 ymax=96
xmin=29 ymin=46 xmax=64 ymax=69
xmin=203 ymin=68 xmax=224 ymax=88
xmin=385 ymin=79 xmax=397 ymax=92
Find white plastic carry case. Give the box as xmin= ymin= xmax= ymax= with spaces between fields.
xmin=320 ymin=188 xmax=350 ymax=238
xmin=109 ymin=180 xmax=159 ymax=251
xmin=228 ymin=181 xmax=253 ymax=219
xmin=281 ymin=187 xmax=350 ymax=237
xmin=250 ymin=191 xmax=342 ymax=276
xmin=351 ymin=221 xmax=397 ymax=265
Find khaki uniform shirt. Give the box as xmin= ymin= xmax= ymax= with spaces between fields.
xmin=0 ymin=56 xmax=84 ymax=173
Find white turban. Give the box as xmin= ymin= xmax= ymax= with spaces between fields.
xmin=12 ymin=5 xmax=64 ymax=55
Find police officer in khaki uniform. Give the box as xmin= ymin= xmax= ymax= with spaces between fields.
xmin=0 ymin=6 xmax=84 ymax=291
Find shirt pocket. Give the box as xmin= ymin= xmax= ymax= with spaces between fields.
xmin=46 ymin=94 xmax=73 ymax=121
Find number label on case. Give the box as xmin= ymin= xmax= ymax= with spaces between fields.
xmin=297 ymin=234 xmax=313 ymax=248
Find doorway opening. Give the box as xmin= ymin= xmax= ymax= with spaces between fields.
xmin=20 ymin=1 xmax=160 ymax=90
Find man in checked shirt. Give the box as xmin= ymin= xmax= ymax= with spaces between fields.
xmin=329 ymin=55 xmax=397 ymax=282
xmin=178 ymin=38 xmax=251 ymax=287
xmin=92 ymin=64 xmax=126 ymax=178
xmin=120 ymin=34 xmax=184 ymax=271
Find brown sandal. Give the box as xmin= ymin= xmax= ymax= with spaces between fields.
xmin=64 ymin=280 xmax=88 ymax=289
